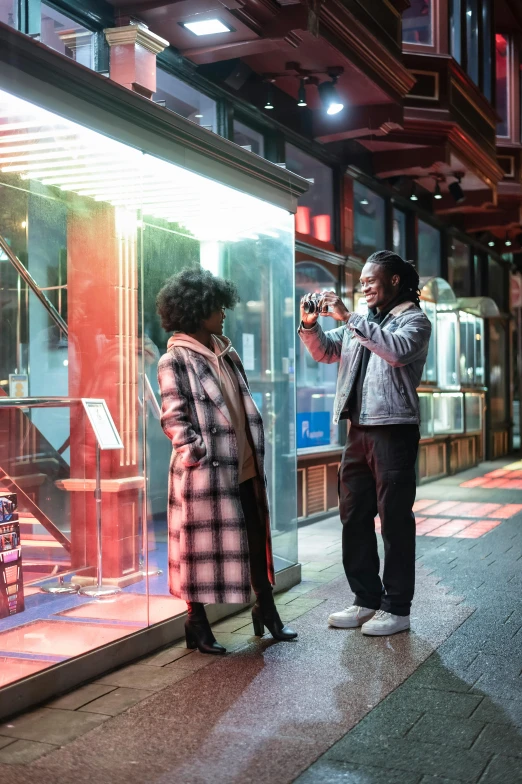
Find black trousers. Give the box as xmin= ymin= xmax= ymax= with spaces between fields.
xmin=240 ymin=478 xmax=271 ymax=596
xmin=339 ymin=424 xmax=419 ymax=616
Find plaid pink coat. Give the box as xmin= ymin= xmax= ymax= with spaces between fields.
xmin=158 ymin=344 xmax=275 ymax=603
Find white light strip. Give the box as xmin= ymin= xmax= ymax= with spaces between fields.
xmin=40 ymin=165 xmax=142 ymax=185
xmin=0 ymin=129 xmax=80 ymax=144
xmin=16 ymin=157 xmax=116 ymax=175
xmin=0 ymin=119 xmax=66 ymax=132
xmin=0 ymin=140 xmax=88 ymax=157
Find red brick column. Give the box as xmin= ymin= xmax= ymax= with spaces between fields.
xmin=104 ymin=24 xmax=168 ymax=99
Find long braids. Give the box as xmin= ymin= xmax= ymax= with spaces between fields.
xmin=366 ymin=250 xmax=421 ymax=307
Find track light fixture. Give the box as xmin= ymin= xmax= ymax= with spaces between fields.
xmin=318 ymin=75 xmax=344 ymax=115
xmin=297 ymin=79 xmax=307 ymax=108
xmin=264 ymin=81 xmax=274 ymax=110
xmin=448 ymin=174 xmax=466 ymax=204
xmin=410 ymin=182 xmax=418 ymax=201
xmin=262 ymin=64 xmax=344 ymax=114
xmin=488 ymin=239 xmax=495 ymax=247
xmin=505 ymin=234 xmax=512 ymax=247
xmin=434 ymin=181 xmax=442 ymax=200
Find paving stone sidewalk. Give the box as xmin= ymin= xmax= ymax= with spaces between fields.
xmin=0 ymin=459 xmax=520 ymax=783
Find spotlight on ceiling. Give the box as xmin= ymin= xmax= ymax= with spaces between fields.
xmin=360 ymin=197 xmax=369 ymax=206
xmin=181 ymin=19 xmax=232 ymax=36
xmin=318 ymin=76 xmax=344 ymax=115
xmin=505 ymin=234 xmax=512 ymax=247
xmin=448 ymin=174 xmax=466 ymax=204
xmin=297 ymin=79 xmax=307 ymax=108
xmin=434 ymin=181 xmax=443 ymax=200
xmin=410 ymin=182 xmax=419 ymax=202
xmin=264 ymin=83 xmax=274 ymax=110
xmin=488 ymin=239 xmax=496 ymax=247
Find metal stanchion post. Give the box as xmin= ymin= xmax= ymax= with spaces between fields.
xmin=79 ymin=443 xmax=121 ymax=599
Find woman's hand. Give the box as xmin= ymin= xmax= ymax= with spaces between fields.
xmin=318 ymin=291 xmax=351 ymax=322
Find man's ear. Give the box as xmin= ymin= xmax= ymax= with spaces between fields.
xmin=391 ymin=274 xmax=400 ymax=288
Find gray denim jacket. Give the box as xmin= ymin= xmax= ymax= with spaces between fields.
xmin=298 ymin=301 xmax=432 ymax=426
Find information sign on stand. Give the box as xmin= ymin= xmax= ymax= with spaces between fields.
xmin=80 ymin=399 xmax=124 ymax=600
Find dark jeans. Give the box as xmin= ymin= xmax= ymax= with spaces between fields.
xmin=240 ymin=478 xmax=271 ymax=596
xmin=339 ymin=424 xmax=419 ymax=616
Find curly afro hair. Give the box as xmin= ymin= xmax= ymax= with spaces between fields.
xmin=156 ymin=268 xmax=240 ymax=333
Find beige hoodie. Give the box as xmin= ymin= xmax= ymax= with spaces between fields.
xmin=167 ymin=333 xmax=257 ymax=484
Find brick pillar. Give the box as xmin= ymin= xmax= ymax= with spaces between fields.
xmin=104 ymin=23 xmax=168 ymax=99
xmin=67 ymin=200 xmax=142 ymax=585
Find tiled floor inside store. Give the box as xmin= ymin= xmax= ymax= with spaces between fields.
xmin=0 ymin=457 xmax=522 ymax=783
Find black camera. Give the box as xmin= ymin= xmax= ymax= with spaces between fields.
xmin=303 ymin=294 xmax=322 ymax=314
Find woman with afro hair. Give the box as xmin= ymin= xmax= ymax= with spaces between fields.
xmin=156 ymin=268 xmax=297 ymax=655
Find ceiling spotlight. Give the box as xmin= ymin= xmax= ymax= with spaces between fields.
xmin=318 ymin=77 xmax=344 ymax=116
xmin=488 ymin=239 xmax=495 ymax=247
xmin=505 ymin=234 xmax=512 ymax=247
xmin=297 ymin=79 xmax=307 ymax=107
xmin=434 ymin=181 xmax=443 ymax=200
xmin=448 ymin=174 xmax=465 ymax=204
xmin=181 ymin=19 xmax=232 ymax=36
xmin=264 ymin=83 xmax=274 ymax=110
xmin=410 ymin=182 xmax=418 ymax=201
xmin=360 ymin=197 xmax=369 ymax=206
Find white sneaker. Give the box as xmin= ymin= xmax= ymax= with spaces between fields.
xmin=361 ymin=610 xmax=410 ymax=636
xmin=328 ymin=605 xmax=376 ymax=628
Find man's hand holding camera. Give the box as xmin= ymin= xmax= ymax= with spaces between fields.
xmin=300 ymin=290 xmax=351 ymax=327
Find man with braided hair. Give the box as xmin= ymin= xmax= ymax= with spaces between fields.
xmin=299 ymin=251 xmax=431 ymax=636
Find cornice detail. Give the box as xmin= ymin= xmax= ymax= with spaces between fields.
xmin=104 ymin=24 xmax=169 ymax=55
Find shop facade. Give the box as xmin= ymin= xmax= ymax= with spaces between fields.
xmin=0 ymin=23 xmax=307 ymax=716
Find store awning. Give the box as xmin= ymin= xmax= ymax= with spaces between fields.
xmin=457 ymin=297 xmax=500 ymax=318
xmin=419 ymin=277 xmax=457 ymax=308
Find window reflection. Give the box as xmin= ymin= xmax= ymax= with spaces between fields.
xmin=353 ymin=182 xmax=385 ymax=260
xmin=41 ymin=4 xmax=97 ymax=70
xmin=448 ymin=239 xmax=470 ymax=297
xmin=233 ymin=121 xmax=264 ymax=157
xmin=465 ymin=0 xmax=480 ymax=85
xmin=0 ymin=0 xmax=15 ymax=27
xmin=418 ymin=221 xmax=441 ymax=278
xmin=295 ymin=262 xmax=340 ymax=449
xmin=489 ymin=322 xmax=507 ymax=424
xmin=154 ymin=69 xmax=217 ymax=134
xmin=403 ymin=0 xmax=432 ymax=45
xmin=286 ymin=145 xmax=334 ymax=244
xmin=496 ymin=34 xmax=509 ymax=137
xmin=392 ymin=209 xmax=407 ymax=258
xmin=450 ymin=0 xmax=462 ymax=63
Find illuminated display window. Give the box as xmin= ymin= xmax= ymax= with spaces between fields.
xmin=286 ymin=145 xmax=334 ymax=245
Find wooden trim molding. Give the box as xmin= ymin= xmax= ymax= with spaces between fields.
xmin=104 ymin=24 xmax=169 ymax=55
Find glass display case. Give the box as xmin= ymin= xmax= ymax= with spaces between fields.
xmin=421 ymin=300 xmax=437 ymax=384
xmin=465 ymin=392 xmax=484 ymax=433
xmin=419 ymin=393 xmax=434 ymax=438
xmin=0 ymin=77 xmax=299 ymax=693
xmin=433 ymin=393 xmax=464 ymax=435
xmin=436 ymin=311 xmax=459 ymax=388
xmin=459 ymin=311 xmax=485 ymax=387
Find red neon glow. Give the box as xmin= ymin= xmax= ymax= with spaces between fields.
xmin=295 ymin=206 xmax=311 ymax=235
xmin=312 ymin=214 xmax=332 ymax=243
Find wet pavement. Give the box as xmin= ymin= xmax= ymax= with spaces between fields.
xmin=0 ymin=459 xmax=521 ymax=783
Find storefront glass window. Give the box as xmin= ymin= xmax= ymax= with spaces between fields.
xmin=465 ymin=0 xmax=480 ymax=86
xmin=417 ymin=220 xmax=441 ymax=278
xmin=419 ymin=393 xmax=434 ymax=438
xmin=448 ymin=239 xmax=470 ymax=296
xmin=392 ymin=209 xmax=407 ymax=257
xmin=482 ymin=0 xmax=493 ymax=102
xmin=295 ymin=262 xmax=340 ymax=450
xmin=437 ymin=311 xmax=459 ymax=387
xmin=353 ymin=182 xmax=385 ymax=260
xmin=488 ymin=256 xmax=507 ymax=311
xmin=41 ymin=4 xmax=97 ymax=70
xmin=0 ymin=0 xmax=16 ymax=27
xmin=403 ymin=0 xmax=432 ymax=45
xmin=286 ymin=145 xmax=334 ymax=244
xmin=489 ymin=321 xmax=507 ymax=424
xmin=154 ymin=69 xmax=217 ymax=134
xmin=0 ymin=85 xmax=296 ymax=684
xmin=233 ymin=121 xmax=264 ymax=157
xmin=496 ymin=34 xmax=509 ymax=137
xmin=450 ymin=0 xmax=462 ymax=63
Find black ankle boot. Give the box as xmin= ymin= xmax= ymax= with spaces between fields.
xmin=252 ymin=591 xmax=298 ymax=641
xmin=185 ymin=603 xmax=226 ymax=655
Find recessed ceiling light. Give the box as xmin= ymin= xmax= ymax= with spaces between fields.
xmin=182 ymin=19 xmax=232 ymax=36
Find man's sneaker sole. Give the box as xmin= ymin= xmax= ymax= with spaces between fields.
xmin=328 ymin=611 xmax=375 ymax=629
xmin=362 ymin=620 xmax=410 ymax=636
